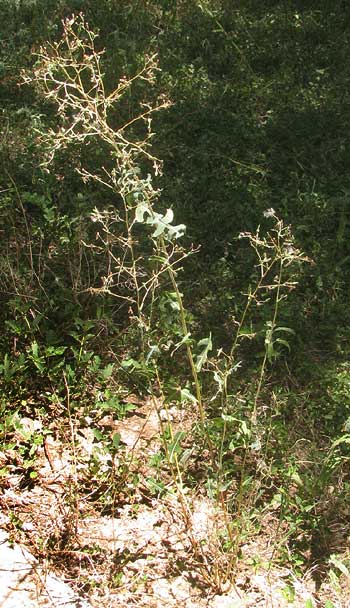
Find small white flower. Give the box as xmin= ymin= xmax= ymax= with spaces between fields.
xmin=263 ymin=208 xmax=276 ymax=218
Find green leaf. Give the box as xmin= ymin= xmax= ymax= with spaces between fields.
xmin=1 ymin=354 xmax=10 ymax=378
xmin=31 ymin=341 xmax=39 ymax=358
xmin=291 ymin=471 xmax=303 ymax=487
xmin=329 ymin=554 xmax=350 ymax=577
xmin=281 ymin=585 xmax=295 ymax=602
xmin=45 ymin=346 xmax=67 ymax=356
xmin=145 ymin=477 xmax=166 ymax=496
xmin=145 ymin=210 xmax=186 ymax=240
xmin=100 ymin=363 xmax=114 ymax=380
xmin=146 ymin=345 xmax=160 ymax=363
xmin=171 ymin=332 xmax=191 ymax=356
xmin=4 ymin=320 xmax=22 ymax=335
xmin=135 ymin=202 xmax=149 ymax=222
xmin=162 ymin=208 xmax=174 ymax=224
xmin=240 ymin=420 xmax=250 ymax=436
xmin=167 ymin=222 xmax=186 ymax=239
xmin=222 ymin=414 xmax=235 ymax=423
xmin=179 ymin=388 xmax=197 ymax=405
xmin=93 ymin=428 xmax=104 ymax=441
xmin=274 ymin=326 xmax=295 ymax=335
xmin=151 ymin=218 xmax=167 ymax=238
xmin=275 ymin=337 xmax=291 ymax=351
xmin=121 ymin=357 xmax=141 ymax=370
xmin=331 ymin=435 xmax=350 ymax=450
xmin=112 ymin=432 xmax=121 ymax=448
xmin=195 ymin=333 xmax=212 ymax=372
xmin=168 ymin=431 xmax=186 ymax=463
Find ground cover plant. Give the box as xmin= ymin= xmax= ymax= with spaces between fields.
xmin=1 ymin=3 xmax=350 ymax=607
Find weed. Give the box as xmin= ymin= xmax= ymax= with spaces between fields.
xmin=12 ymin=12 xmax=320 ymax=598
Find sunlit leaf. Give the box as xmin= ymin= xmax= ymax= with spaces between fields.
xmin=329 ymin=554 xmax=350 ymax=578
xmin=168 ymin=431 xmax=186 ymax=463
xmin=135 ymin=202 xmax=149 ymax=222
xmin=179 ymin=388 xmax=197 ymax=405
xmin=195 ymin=333 xmax=212 ymax=372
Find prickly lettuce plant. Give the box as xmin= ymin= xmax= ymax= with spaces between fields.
xmin=22 ymin=14 xmax=210 ymax=427
xmin=21 ymin=14 xmax=310 ymax=591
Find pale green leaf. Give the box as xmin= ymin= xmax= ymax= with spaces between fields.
xmin=162 ymin=208 xmax=174 ymax=224
xmin=112 ymin=432 xmax=121 ymax=448
xmin=331 ymin=435 xmax=350 ymax=450
xmin=195 ymin=333 xmax=212 ymax=372
xmin=151 ymin=219 xmax=167 ymax=238
xmin=275 ymin=337 xmax=291 ymax=351
xmin=167 ymin=223 xmax=186 ymax=239
xmin=135 ymin=202 xmax=149 ymax=222
xmin=179 ymin=388 xmax=197 ymax=404
xmin=171 ymin=332 xmax=191 ymax=356
xmin=100 ymin=363 xmax=114 ymax=379
xmin=168 ymin=431 xmax=186 ymax=463
xmin=329 ymin=554 xmax=350 ymax=577
xmin=275 ymin=326 xmax=295 ymax=335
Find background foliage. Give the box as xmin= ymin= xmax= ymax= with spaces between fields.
xmin=1 ymin=0 xmax=350 ymax=591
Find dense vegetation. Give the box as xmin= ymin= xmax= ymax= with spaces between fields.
xmin=1 ymin=1 xmax=350 ymax=603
